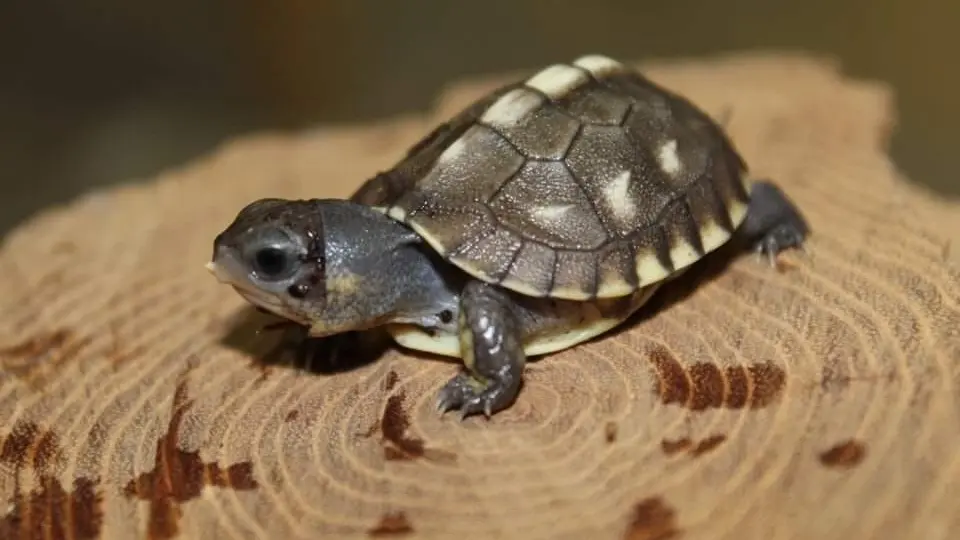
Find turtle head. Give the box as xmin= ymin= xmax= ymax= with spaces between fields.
xmin=207 ymin=197 xmax=425 ymax=337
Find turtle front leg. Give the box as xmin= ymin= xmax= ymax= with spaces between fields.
xmin=436 ymin=280 xmax=526 ymax=420
xmin=740 ymin=180 xmax=810 ymax=266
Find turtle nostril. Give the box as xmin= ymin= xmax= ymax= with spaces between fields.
xmin=287 ymin=283 xmax=310 ymax=299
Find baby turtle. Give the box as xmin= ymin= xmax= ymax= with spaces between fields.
xmin=207 ymin=54 xmax=809 ymax=419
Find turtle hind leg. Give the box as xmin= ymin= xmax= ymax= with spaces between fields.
xmin=436 ymin=280 xmax=526 ymax=420
xmin=739 ymin=180 xmax=810 ymax=266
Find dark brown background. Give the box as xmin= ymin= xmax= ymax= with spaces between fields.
xmin=1 ymin=0 xmax=956 ymax=237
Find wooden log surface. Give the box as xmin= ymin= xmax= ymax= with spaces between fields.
xmin=1 ymin=51 xmax=959 ymax=540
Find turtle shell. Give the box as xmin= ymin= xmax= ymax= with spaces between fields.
xmin=352 ymin=55 xmax=751 ymax=300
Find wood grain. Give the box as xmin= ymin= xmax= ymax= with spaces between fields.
xmin=1 ymin=52 xmax=959 ymax=540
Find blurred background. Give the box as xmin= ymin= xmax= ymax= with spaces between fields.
xmin=1 ymin=0 xmax=957 ymax=238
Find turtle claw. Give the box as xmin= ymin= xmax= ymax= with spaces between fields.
xmin=435 ymin=393 xmax=458 ymax=416
xmin=753 ymin=222 xmax=806 ymax=268
xmin=435 ymin=372 xmax=505 ymax=420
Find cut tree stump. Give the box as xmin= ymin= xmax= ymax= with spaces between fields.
xmin=1 ymin=52 xmax=959 ymax=540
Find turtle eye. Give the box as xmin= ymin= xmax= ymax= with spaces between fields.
xmin=250 ymin=244 xmax=297 ymax=280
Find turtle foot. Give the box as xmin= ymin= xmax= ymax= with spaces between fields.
xmin=754 ymin=222 xmax=807 ymax=267
xmin=742 ymin=180 xmax=810 ymax=266
xmin=435 ymin=372 xmax=516 ymax=420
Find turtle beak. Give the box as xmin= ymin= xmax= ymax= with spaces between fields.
xmin=206 ymin=241 xmax=242 ymax=284
xmin=205 ymin=261 xmax=228 ymax=283
xmin=206 ymin=248 xmax=257 ymax=290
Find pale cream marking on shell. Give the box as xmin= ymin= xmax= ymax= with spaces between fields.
xmin=435 ymin=132 xmax=469 ymax=165
xmin=546 ymin=285 xmax=593 ymax=301
xmin=666 ymin=208 xmax=745 ymax=273
xmin=698 ymin=220 xmax=733 ymax=253
xmin=386 ymin=206 xmax=407 ymax=221
xmin=385 ymin=284 xmax=661 ymax=357
xmin=531 ymin=203 xmax=576 ymax=222
xmin=658 ymin=139 xmax=682 ymax=176
xmin=480 ymin=87 xmax=544 ymax=128
xmin=635 ymin=250 xmax=672 ymax=286
xmin=497 ymin=274 xmax=549 ymax=298
xmin=524 ymin=64 xmax=591 ymax=99
xmin=668 ymin=239 xmax=702 ymax=270
xmin=603 ymin=170 xmax=635 ymax=222
xmin=572 ymin=55 xmax=625 ymax=78
xmin=727 ymin=198 xmax=750 ymax=229
xmin=595 ymin=279 xmax=635 ymax=298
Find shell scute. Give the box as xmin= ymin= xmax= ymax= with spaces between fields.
xmin=409 ymin=124 xmax=525 ymax=211
xmin=450 ymin=226 xmax=524 ymax=283
xmin=595 ymin=241 xmax=638 ymax=297
xmin=551 ymin=250 xmax=600 ymax=299
xmin=556 ymin=86 xmax=633 ymax=126
xmin=479 ymin=87 xmax=580 ymax=160
xmin=565 ymin=124 xmax=674 ymax=238
xmin=489 ymin=160 xmax=608 ymax=251
xmin=500 ymin=241 xmax=556 ymax=297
